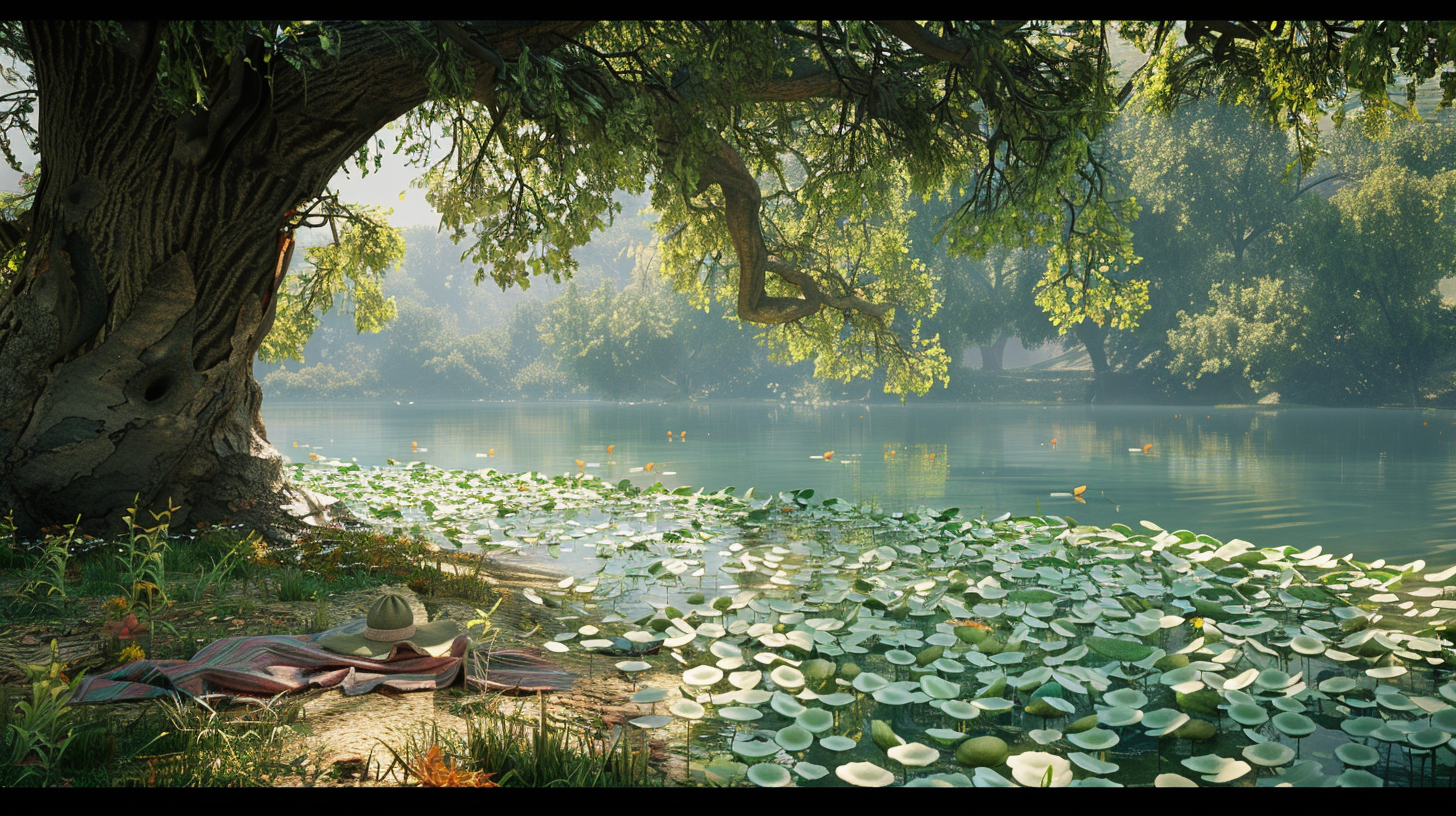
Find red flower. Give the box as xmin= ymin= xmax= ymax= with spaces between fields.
xmin=103 ymin=613 xmax=147 ymax=640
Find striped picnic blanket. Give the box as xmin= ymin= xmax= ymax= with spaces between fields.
xmin=69 ymin=620 xmax=575 ymax=705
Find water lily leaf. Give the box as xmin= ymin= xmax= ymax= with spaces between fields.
xmin=793 ymin=761 xmax=829 ymax=780
xmin=775 ymin=724 xmax=814 ymax=751
xmin=1086 ymin=636 xmax=1155 ymax=663
xmin=746 ymin=763 xmax=791 ymax=787
xmin=1243 ymin=741 xmax=1295 ymax=767
xmin=836 ymin=761 xmax=895 ymax=787
xmin=955 ymin=735 xmax=1008 ymax=768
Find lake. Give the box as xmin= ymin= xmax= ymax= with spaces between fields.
xmin=262 ymin=400 xmax=1456 ymax=566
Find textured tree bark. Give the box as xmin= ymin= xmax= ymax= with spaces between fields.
xmin=0 ymin=21 xmax=442 ymax=534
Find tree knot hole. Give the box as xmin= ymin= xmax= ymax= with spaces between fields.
xmin=144 ymin=374 xmax=172 ymax=403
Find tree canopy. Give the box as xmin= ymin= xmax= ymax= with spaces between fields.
xmin=3 ymin=20 xmax=1456 ymax=530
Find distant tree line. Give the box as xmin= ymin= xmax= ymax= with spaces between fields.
xmin=912 ymin=102 xmax=1456 ymax=407
xmin=261 ymin=105 xmax=1456 ymax=408
xmin=255 ymin=203 xmax=868 ymax=403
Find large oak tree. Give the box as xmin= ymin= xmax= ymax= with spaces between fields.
xmin=1 ymin=20 xmax=1453 ymax=535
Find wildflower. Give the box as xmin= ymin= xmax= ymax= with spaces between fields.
xmin=1189 ymin=617 xmax=1205 ymax=630
xmin=948 ymin=618 xmax=993 ymax=631
xmin=102 ymin=596 xmax=130 ymax=621
xmin=103 ymin=612 xmax=147 ymax=640
xmin=118 ymin=643 xmax=146 ymax=664
xmin=411 ymin=745 xmax=497 ymax=788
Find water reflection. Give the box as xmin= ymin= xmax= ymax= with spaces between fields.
xmin=263 ymin=400 xmax=1456 ymax=563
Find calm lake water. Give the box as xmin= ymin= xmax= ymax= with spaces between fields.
xmin=262 ymin=400 xmax=1456 ymax=567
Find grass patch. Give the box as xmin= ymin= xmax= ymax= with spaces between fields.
xmin=379 ymin=697 xmax=654 ymax=787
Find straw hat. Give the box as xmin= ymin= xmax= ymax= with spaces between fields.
xmin=316 ymin=592 xmax=464 ymax=659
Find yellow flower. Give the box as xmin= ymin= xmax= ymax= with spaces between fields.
xmin=1189 ymin=617 xmax=1205 ymax=630
xmin=118 ymin=643 xmax=146 ymax=664
xmin=103 ymin=596 xmax=130 ymax=620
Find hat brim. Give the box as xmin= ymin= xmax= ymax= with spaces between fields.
xmin=316 ymin=619 xmax=465 ymax=659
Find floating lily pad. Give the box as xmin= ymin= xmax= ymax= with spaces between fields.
xmin=1335 ymin=769 xmax=1385 ymax=787
xmin=796 ymin=708 xmax=834 ymax=733
xmin=631 ymin=688 xmax=669 ymax=704
xmin=1182 ymin=754 xmax=1250 ymax=783
xmin=905 ymin=772 xmax=973 ymax=787
xmin=887 ymin=742 xmax=940 ymax=767
xmin=1272 ymin=712 xmax=1316 ymax=738
xmin=941 ymin=700 xmax=980 ymax=721
xmin=683 ymin=665 xmax=723 ymax=686
xmin=1086 ymin=636 xmax=1155 ymax=663
xmin=1335 ymin=742 xmax=1380 ymax=767
xmin=728 ymin=670 xmax=762 ymax=690
xmin=670 ymin=699 xmax=705 ymax=719
xmin=1242 ymin=741 xmax=1296 ymax=767
xmin=955 ymin=735 xmax=1008 ymax=768
xmin=819 ymin=735 xmax=856 ymax=751
xmin=1103 ymin=688 xmax=1149 ymax=709
xmin=1228 ymin=703 xmax=1269 ymax=727
xmin=920 ymin=675 xmax=961 ymax=699
xmin=1142 ymin=708 xmax=1191 ymax=736
xmin=775 ymin=725 xmax=814 ymax=752
xmin=851 ymin=672 xmax=889 ymax=693
xmin=925 ymin=728 xmax=969 ymax=746
xmin=1097 ymin=706 xmax=1143 ymax=727
xmin=771 ymin=691 xmax=806 ymax=718
xmin=836 ymin=761 xmax=895 ymax=787
xmin=793 ymin=761 xmax=830 ymax=780
xmin=1067 ymin=727 xmax=1119 ymax=751
xmin=873 ymin=686 xmax=913 ymax=706
xmin=1069 ymin=751 xmax=1119 ymax=775
xmin=718 ymin=706 xmax=763 ymax=723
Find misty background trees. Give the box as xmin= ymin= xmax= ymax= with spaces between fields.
xmin=256 ymin=104 xmax=1456 ymax=408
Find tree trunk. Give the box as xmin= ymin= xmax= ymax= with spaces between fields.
xmin=1072 ymin=319 xmax=1110 ymax=377
xmin=0 ymin=22 xmax=440 ymax=535
xmin=1072 ymin=319 xmax=1110 ymax=403
xmin=978 ymin=333 xmax=1009 ymax=372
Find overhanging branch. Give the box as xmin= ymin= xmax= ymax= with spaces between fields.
xmin=674 ymin=124 xmax=888 ymax=325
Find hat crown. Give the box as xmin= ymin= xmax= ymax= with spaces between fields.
xmin=367 ymin=594 xmax=417 ymax=631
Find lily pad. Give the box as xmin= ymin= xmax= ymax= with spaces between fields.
xmin=683 ymin=665 xmax=724 ymax=686
xmin=718 ymin=706 xmax=763 ymax=723
xmin=1066 ymin=727 xmax=1119 ymax=751
xmin=836 ymin=761 xmax=895 ymax=787
xmin=1335 ymin=742 xmax=1380 ymax=767
xmin=887 ymin=742 xmax=940 ymax=767
xmin=775 ymin=724 xmax=814 ymax=752
xmin=1242 ymin=741 xmax=1296 ymax=767
xmin=955 ymin=735 xmax=1008 ymax=768
xmin=796 ymin=708 xmax=834 ymax=733
xmin=793 ymin=761 xmax=830 ymax=780
xmin=1086 ymin=636 xmax=1155 ymax=663
xmin=1069 ymin=751 xmax=1119 ymax=775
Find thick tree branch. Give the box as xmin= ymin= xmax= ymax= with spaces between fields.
xmin=685 ymin=131 xmax=887 ymax=325
xmin=742 ymin=70 xmax=846 ymax=102
xmin=874 ymin=21 xmax=973 ymax=65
